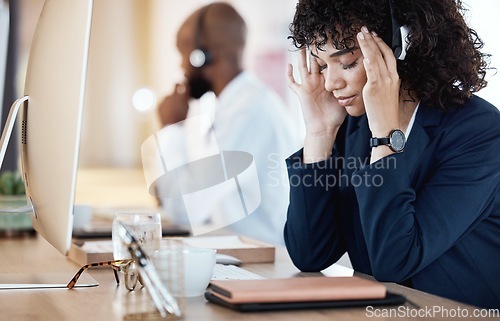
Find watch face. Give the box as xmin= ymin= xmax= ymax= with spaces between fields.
xmin=390 ymin=130 xmax=406 ymax=152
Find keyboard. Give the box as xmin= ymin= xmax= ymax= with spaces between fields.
xmin=212 ymin=264 xmax=266 ymax=280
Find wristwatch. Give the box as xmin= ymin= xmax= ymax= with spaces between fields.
xmin=369 ymin=129 xmax=406 ymax=153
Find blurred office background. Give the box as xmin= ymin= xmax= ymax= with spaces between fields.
xmin=3 ymin=0 xmax=300 ymax=170
xmin=1 ymin=0 xmax=499 ymax=170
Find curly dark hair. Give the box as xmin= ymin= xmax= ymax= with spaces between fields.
xmin=289 ymin=0 xmax=490 ymax=111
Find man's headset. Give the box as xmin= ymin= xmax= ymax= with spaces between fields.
xmin=189 ymin=5 xmax=213 ymax=68
xmin=384 ymin=0 xmax=409 ymax=60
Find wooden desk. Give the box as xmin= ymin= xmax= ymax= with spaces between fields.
xmin=0 ymin=236 xmax=490 ymax=321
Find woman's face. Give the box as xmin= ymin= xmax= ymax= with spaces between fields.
xmin=311 ymin=38 xmax=367 ymax=117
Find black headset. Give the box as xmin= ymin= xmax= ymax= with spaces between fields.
xmin=384 ymin=0 xmax=409 ymax=60
xmin=189 ymin=5 xmax=213 ymax=68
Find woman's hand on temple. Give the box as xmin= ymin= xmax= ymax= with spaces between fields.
xmin=358 ymin=27 xmax=400 ymax=138
xmin=287 ymin=48 xmax=347 ymax=162
xmin=358 ymin=26 xmax=402 ymax=163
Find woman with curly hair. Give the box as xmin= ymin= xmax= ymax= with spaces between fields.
xmin=284 ymin=0 xmax=500 ymax=308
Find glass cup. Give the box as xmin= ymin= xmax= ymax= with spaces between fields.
xmin=112 ymin=212 xmax=162 ymax=260
xmin=153 ymin=239 xmax=216 ymax=297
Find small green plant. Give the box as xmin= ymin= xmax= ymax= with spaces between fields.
xmin=0 ymin=171 xmax=26 ymax=195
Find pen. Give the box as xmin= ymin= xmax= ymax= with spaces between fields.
xmin=118 ymin=223 xmax=182 ymax=317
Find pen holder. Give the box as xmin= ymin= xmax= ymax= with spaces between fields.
xmin=153 ymin=239 xmax=185 ymax=298
xmin=117 ymin=238 xmax=185 ymax=320
xmin=118 ymin=286 xmax=183 ymax=320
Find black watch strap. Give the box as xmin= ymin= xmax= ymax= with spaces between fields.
xmin=370 ymin=129 xmax=406 ymax=153
xmin=369 ymin=137 xmax=390 ymax=148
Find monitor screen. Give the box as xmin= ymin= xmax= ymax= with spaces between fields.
xmin=20 ymin=0 xmax=93 ymax=255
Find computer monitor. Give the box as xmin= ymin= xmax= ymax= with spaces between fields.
xmin=21 ymin=0 xmax=92 ymax=256
xmin=0 ymin=0 xmax=96 ymax=288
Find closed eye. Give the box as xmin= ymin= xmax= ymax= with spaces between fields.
xmin=341 ymin=60 xmax=358 ymax=70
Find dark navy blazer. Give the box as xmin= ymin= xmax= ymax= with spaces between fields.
xmin=284 ymin=96 xmax=500 ymax=308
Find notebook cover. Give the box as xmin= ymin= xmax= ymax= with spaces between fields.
xmin=209 ymin=276 xmax=386 ymax=304
xmin=183 ymin=235 xmax=275 ymax=263
xmin=204 ymin=289 xmax=406 ymax=312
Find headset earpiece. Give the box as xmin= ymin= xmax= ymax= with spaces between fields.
xmin=385 ymin=0 xmax=410 ymax=61
xmin=394 ymin=25 xmax=409 ymax=60
xmin=190 ymin=5 xmax=213 ymax=68
xmin=190 ymin=48 xmax=212 ymax=68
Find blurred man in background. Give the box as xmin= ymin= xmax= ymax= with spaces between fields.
xmin=155 ymin=2 xmax=296 ymax=245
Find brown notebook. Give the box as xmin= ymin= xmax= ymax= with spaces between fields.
xmin=208 ymin=276 xmax=386 ymax=304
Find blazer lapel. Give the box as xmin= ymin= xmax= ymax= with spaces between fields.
xmin=403 ymin=103 xmax=444 ymax=180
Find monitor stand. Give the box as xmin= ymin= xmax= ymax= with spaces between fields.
xmin=0 ymin=97 xmax=98 ymax=289
xmin=0 ymin=273 xmax=98 ymax=289
xmin=0 ymin=96 xmax=28 ymax=170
